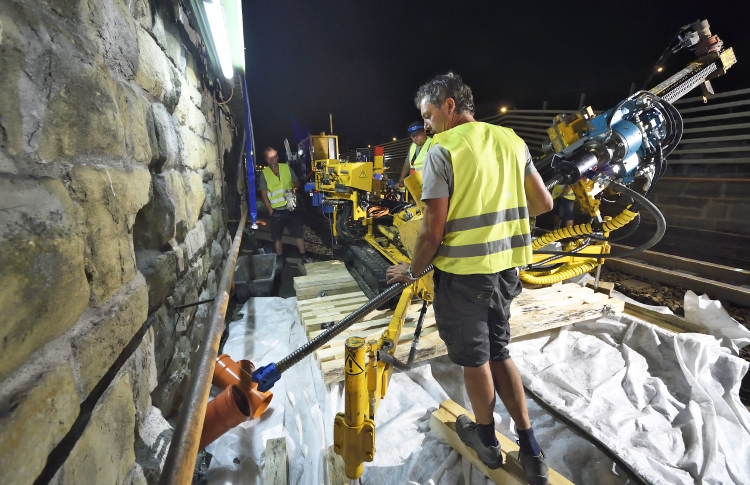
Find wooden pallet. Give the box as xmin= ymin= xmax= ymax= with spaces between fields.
xmin=293 ymin=261 xmax=361 ymax=300
xmin=297 ymin=281 xmax=625 ymax=384
xmin=431 ymin=400 xmax=574 ymax=484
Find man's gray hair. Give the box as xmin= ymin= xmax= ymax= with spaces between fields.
xmin=414 ymin=72 xmax=475 ymax=115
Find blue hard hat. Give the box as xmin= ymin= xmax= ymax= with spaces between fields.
xmin=407 ymin=121 xmax=424 ymax=135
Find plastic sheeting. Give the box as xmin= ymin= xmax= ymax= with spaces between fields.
xmin=207 ymin=291 xmax=750 ymax=485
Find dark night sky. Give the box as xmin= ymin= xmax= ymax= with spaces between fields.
xmin=242 ymin=0 xmax=748 ymax=154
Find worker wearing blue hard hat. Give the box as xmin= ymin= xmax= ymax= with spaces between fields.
xmin=397 ymin=121 xmax=433 ymax=186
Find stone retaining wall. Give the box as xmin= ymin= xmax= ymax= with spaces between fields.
xmin=0 ymin=1 xmax=237 ymax=483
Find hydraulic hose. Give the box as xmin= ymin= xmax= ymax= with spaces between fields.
xmin=605 ymin=182 xmax=666 ymax=259
xmin=532 ymin=206 xmax=639 ymax=250
xmin=520 ymin=259 xmax=600 ymax=285
xmin=253 ymin=264 xmax=434 ymax=391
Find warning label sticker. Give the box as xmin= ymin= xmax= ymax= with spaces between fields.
xmin=345 ymin=353 xmax=364 ymax=375
xmin=359 ymin=170 xmax=367 ymax=178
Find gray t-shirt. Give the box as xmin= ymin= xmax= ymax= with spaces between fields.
xmin=421 ymin=143 xmax=536 ymax=200
xmin=258 ymin=165 xmax=299 ymax=191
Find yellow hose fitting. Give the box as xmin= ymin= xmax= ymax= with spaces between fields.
xmin=532 ymin=206 xmax=639 ymax=250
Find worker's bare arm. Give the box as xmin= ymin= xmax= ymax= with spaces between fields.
xmin=398 ymin=160 xmax=411 ymax=185
xmin=386 ymin=197 xmax=448 ymax=283
xmin=524 ymin=172 xmax=553 ymax=217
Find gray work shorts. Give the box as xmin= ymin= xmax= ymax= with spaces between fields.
xmin=433 ymin=267 xmax=522 ymax=367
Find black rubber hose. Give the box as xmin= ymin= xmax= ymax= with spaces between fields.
xmin=275 ymin=264 xmax=434 ymax=373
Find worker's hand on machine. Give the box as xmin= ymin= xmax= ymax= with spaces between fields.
xmin=386 ymin=262 xmax=412 ymax=284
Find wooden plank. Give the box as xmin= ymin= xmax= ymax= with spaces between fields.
xmin=327 ymin=445 xmax=348 ymax=485
xmin=315 ymin=325 xmax=440 ymax=363
xmin=321 ymin=332 xmax=447 ymax=384
xmin=623 ymin=302 xmax=706 ymax=334
xmin=263 ymin=437 xmax=287 ymax=485
xmin=296 ymin=291 xmax=366 ymax=309
xmin=605 ymin=257 xmax=750 ymax=307
xmin=431 ymin=400 xmax=573 ymax=485
xmin=296 ymin=285 xmax=363 ymax=301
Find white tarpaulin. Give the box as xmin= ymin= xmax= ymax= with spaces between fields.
xmin=207 ymin=290 xmax=750 ymax=485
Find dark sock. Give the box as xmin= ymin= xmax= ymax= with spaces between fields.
xmin=477 ymin=422 xmax=499 ymax=448
xmin=517 ymin=427 xmax=541 ymax=456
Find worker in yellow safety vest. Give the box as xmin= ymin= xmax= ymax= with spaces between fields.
xmin=386 ymin=73 xmax=553 ymax=484
xmin=397 ymin=121 xmax=433 ymax=186
xmin=259 ymin=147 xmax=312 ymax=266
xmin=550 ymin=184 xmax=576 ymax=228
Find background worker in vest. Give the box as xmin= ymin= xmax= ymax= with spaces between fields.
xmin=550 ymin=184 xmax=575 ymax=228
xmin=386 ymin=73 xmax=553 ymax=484
xmin=397 ymin=121 xmax=433 ymax=186
xmin=259 ymin=147 xmax=312 ymax=266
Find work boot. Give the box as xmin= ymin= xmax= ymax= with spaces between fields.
xmin=518 ymin=448 xmax=549 ymax=485
xmin=300 ymin=254 xmax=313 ymax=265
xmin=455 ymin=415 xmax=503 ymax=469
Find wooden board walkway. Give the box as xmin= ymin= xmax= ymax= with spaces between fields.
xmin=293 ymin=260 xmax=361 ymax=300
xmin=294 ymin=261 xmax=625 ymax=384
xmin=431 ymin=400 xmax=573 ymax=485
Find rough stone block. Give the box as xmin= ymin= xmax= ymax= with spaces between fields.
xmin=147 ymin=305 xmax=175 ymax=379
xmin=655 ymin=195 xmax=708 ymax=210
xmin=134 ymin=26 xmax=180 ymax=113
xmin=134 ymin=174 xmax=178 ymax=250
xmin=201 ymin=213 xmax=214 ymax=240
xmin=82 ymin=0 xmax=139 ymax=79
xmin=135 ymin=249 xmax=177 ymax=313
xmin=0 ymin=13 xmax=23 ymax=155
xmin=728 ymin=203 xmax=750 ymax=224
xmin=182 ymin=129 xmax=208 ymax=170
xmin=151 ymin=5 xmax=184 ymax=69
xmin=125 ymin=326 xmax=158 ymax=426
xmin=651 ymin=180 xmax=688 ymax=197
xmin=147 ymin=103 xmax=180 ymax=171
xmin=123 ymin=463 xmax=148 ymax=485
xmin=185 ymin=220 xmax=207 ymax=261
xmin=185 ymin=57 xmax=199 ymax=89
xmin=69 ymin=165 xmax=151 ymax=305
xmin=61 ymin=373 xmax=136 ymax=485
xmin=38 ymin=65 xmax=125 ymax=162
xmin=152 ymin=335 xmax=191 ymax=419
xmin=0 ymin=365 xmax=80 ymax=485
xmin=118 ymin=83 xmax=153 ymax=164
xmin=210 ymin=240 xmax=223 ymax=270
xmin=667 ymin=215 xmax=713 ymax=231
xmin=135 ymin=406 xmax=172 ymax=483
xmin=131 ymin=0 xmax=152 ymax=29
xmin=161 ymin=170 xmax=189 ymax=240
xmin=182 ymin=171 xmax=206 ymax=228
xmin=716 ymin=220 xmax=750 ymax=236
xmin=0 ymin=176 xmax=89 ymax=381
xmin=71 ymin=274 xmax=148 ymax=396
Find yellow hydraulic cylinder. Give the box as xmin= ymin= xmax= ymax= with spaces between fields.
xmin=333 ymin=337 xmax=375 ymax=479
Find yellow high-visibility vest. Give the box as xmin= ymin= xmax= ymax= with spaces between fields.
xmin=262 ymin=164 xmax=293 ymax=209
xmin=551 ymin=184 xmax=576 ymax=200
xmin=432 ymin=122 xmax=531 ymax=274
xmin=407 ymin=136 xmax=433 ymax=171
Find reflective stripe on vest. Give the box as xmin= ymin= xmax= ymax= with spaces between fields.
xmin=551 ymin=185 xmax=576 ymax=200
xmin=407 ymin=136 xmax=433 ymax=170
xmin=263 ymin=164 xmax=293 ymax=209
xmin=431 ymin=122 xmax=532 ymax=274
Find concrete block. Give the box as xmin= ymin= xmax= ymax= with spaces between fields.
xmin=0 ymin=176 xmax=89 ymax=381
xmin=657 ymin=195 xmax=708 ymax=210
xmin=61 ymin=373 xmax=136 ymax=485
xmin=724 ymin=183 xmax=750 ymax=200
xmin=651 ymin=179 xmax=688 ymax=197
xmin=683 ymin=180 xmax=723 ymax=198
xmin=716 ymin=220 xmax=750 ymax=236
xmin=704 ymin=202 xmax=728 ymax=219
xmin=68 ymin=165 xmax=151 ymax=305
xmin=0 ymin=365 xmax=80 ymax=485
xmin=728 ymin=203 xmax=750 ymax=224
xmin=71 ymin=275 xmax=148 ymax=396
xmin=38 ymin=65 xmax=126 ymax=162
